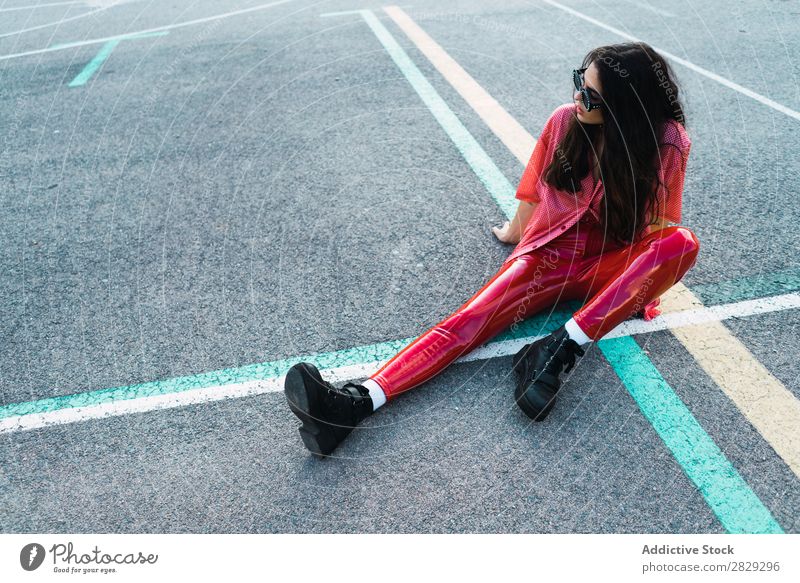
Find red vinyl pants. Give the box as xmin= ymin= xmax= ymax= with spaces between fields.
xmin=370 ymin=223 xmax=700 ymax=401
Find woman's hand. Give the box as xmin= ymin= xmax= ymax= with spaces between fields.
xmin=492 ymin=220 xmax=521 ymax=244
xmin=492 ymin=201 xmax=536 ymax=245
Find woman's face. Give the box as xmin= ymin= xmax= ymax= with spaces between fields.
xmin=574 ymin=61 xmax=604 ymax=125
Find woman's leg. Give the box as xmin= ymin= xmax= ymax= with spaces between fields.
xmin=370 ymin=246 xmax=577 ymax=401
xmin=570 ymin=226 xmax=700 ymax=340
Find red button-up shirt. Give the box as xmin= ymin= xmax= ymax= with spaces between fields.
xmin=506 ymin=102 xmax=691 ymax=265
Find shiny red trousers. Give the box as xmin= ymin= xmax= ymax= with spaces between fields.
xmin=370 ymin=221 xmax=700 ymax=401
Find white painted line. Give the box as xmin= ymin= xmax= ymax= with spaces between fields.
xmin=384 ymin=4 xmax=800 ymax=480
xmin=0 ymin=378 xmax=285 ymax=435
xmin=0 ymin=0 xmax=295 ymax=61
xmin=384 ymin=5 xmax=534 ymax=164
xmin=0 ymin=0 xmax=140 ymax=39
xmin=539 ymin=0 xmax=800 ymax=122
xmin=320 ymin=8 xmax=374 ymax=17
xmin=1 ymin=292 xmax=798 ymax=435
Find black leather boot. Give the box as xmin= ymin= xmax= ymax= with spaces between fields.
xmin=512 ymin=324 xmax=586 ymax=421
xmin=284 ymin=362 xmax=374 ymax=457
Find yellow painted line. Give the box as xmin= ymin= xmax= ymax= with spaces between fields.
xmin=383 ymin=5 xmax=800 ymax=480
xmin=384 ymin=5 xmax=534 ymax=164
xmin=663 ymin=289 xmax=800 ymax=477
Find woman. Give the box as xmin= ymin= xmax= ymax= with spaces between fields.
xmin=283 ymin=42 xmax=700 ymax=457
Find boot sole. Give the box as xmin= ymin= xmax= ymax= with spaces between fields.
xmin=512 ymin=337 xmax=557 ymax=422
xmin=284 ymin=363 xmax=340 ymax=457
xmin=514 ymin=381 xmax=556 ymax=421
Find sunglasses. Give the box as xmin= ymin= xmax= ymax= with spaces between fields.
xmin=573 ymin=68 xmax=603 ymax=111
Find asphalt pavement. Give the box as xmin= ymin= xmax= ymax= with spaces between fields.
xmin=0 ymin=0 xmax=798 ymax=533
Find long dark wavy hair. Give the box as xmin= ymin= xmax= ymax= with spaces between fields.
xmin=542 ymin=42 xmax=687 ymax=245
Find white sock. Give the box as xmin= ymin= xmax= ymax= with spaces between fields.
xmin=361 ymin=378 xmax=386 ymax=411
xmin=564 ymin=317 xmax=593 ymax=345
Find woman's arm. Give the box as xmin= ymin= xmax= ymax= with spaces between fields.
xmin=492 ymin=108 xmax=560 ymax=244
xmin=492 ymin=200 xmax=537 ymax=244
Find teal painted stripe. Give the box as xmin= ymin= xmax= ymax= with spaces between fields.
xmin=357 ymin=10 xmax=519 ymax=219
xmin=0 ymin=309 xmax=574 ymax=421
xmin=68 ymin=39 xmax=121 ymax=87
xmin=598 ymin=335 xmax=783 ymax=534
xmin=0 ymin=337 xmax=407 ymax=420
xmin=67 ymin=31 xmax=169 ymax=87
xmin=692 ymin=267 xmax=800 ymax=306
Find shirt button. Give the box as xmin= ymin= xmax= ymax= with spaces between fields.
xmin=561 ymin=225 xmax=567 ymax=230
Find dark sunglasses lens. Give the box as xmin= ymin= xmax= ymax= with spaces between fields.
xmin=583 ymin=91 xmax=592 ymax=110
xmin=573 ymin=70 xmax=593 ymax=110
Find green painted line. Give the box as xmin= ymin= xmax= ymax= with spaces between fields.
xmin=357 ymin=10 xmax=519 ymax=219
xmin=0 ymin=310 xmax=573 ymax=421
xmin=0 ymin=338 xmax=405 ymax=420
xmin=692 ymin=267 xmax=800 ymax=306
xmin=66 ymin=31 xmax=169 ymax=87
xmin=598 ymin=335 xmax=784 ymax=534
xmin=69 ymin=39 xmax=121 ymax=87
